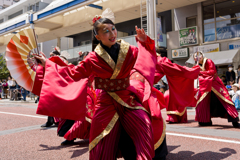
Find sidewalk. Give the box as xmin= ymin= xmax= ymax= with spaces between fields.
xmin=0 ymin=97 xmax=36 ymax=103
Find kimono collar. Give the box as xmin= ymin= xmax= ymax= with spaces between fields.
xmin=100 ymin=42 xmax=120 ymax=63
xmin=95 ymin=39 xmax=130 ymax=79
xmin=200 ymin=57 xmax=208 ymax=71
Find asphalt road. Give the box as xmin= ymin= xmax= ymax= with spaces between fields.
xmin=0 ymin=100 xmax=240 ymax=160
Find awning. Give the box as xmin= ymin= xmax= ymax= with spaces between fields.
xmin=186 ymin=49 xmax=240 ymax=67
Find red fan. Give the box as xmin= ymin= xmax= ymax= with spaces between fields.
xmin=5 ymin=28 xmax=39 ymax=91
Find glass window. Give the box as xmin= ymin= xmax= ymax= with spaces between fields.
xmin=204 ymin=23 xmax=216 ymax=42
xmin=216 ymin=0 xmax=240 ymax=21
xmin=203 ymin=5 xmax=215 ymax=23
xmin=216 ymin=20 xmax=240 ymax=40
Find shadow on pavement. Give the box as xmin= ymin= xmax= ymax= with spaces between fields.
xmin=166 ymin=147 xmax=236 ymax=160
xmin=39 ymin=139 xmax=89 ymax=159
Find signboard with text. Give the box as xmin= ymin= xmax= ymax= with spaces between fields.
xmin=193 ymin=43 xmax=220 ymax=54
xmin=172 ymin=48 xmax=189 ymax=59
xmin=229 ymin=41 xmax=240 ymax=50
xmin=179 ymin=26 xmax=198 ymax=47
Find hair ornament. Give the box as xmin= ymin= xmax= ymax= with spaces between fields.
xmin=54 ymin=46 xmax=61 ymax=53
xmin=92 ymin=8 xmax=115 ymax=24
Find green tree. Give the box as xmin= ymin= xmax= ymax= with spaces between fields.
xmin=0 ymin=54 xmax=9 ymax=79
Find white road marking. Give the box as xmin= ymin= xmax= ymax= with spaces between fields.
xmin=167 ymin=132 xmax=240 ymax=144
xmin=0 ymin=111 xmax=46 ymax=119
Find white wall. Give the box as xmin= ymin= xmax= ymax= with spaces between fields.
xmin=174 ymin=4 xmax=197 ymax=31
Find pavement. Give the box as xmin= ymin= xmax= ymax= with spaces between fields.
xmin=0 ymin=100 xmax=240 ymax=160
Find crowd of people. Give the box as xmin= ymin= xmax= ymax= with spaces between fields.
xmin=0 ymin=76 xmax=27 ymax=101
xmin=219 ymin=64 xmax=240 ymax=111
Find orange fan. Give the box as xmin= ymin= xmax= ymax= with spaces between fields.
xmin=5 ymin=28 xmax=39 ymax=91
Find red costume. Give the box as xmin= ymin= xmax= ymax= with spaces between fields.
xmin=36 ymin=37 xmax=158 ymax=160
xmin=195 ymin=58 xmax=239 ymax=123
xmin=155 ymin=56 xmax=200 ymax=123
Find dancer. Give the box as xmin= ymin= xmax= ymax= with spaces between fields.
xmin=57 ymin=52 xmax=95 ymax=145
xmin=35 ymin=9 xmax=158 ymax=160
xmin=41 ymin=48 xmax=61 ymax=127
xmin=194 ymin=51 xmax=240 ymax=128
xmin=155 ymin=53 xmax=200 ymax=123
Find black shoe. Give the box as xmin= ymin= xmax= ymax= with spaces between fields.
xmin=61 ymin=140 xmax=75 ymax=145
xmin=41 ymin=122 xmax=53 ymax=127
xmin=198 ymin=121 xmax=212 ymax=126
xmin=232 ymin=122 xmax=240 ymax=128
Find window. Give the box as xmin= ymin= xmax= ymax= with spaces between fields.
xmin=203 ymin=0 xmax=240 ymax=42
xmin=36 ymin=2 xmax=39 ymax=11
xmin=0 ymin=19 xmax=3 ymax=24
xmin=8 ymin=10 xmax=23 ymax=20
xmin=186 ymin=16 xmax=197 ymax=27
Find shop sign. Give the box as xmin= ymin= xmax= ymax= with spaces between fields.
xmin=172 ymin=48 xmax=188 ymax=59
xmin=229 ymin=41 xmax=240 ymax=50
xmin=193 ymin=43 xmax=220 ymax=53
xmin=179 ymin=26 xmax=198 ymax=47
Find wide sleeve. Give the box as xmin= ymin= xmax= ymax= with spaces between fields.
xmin=133 ymin=36 xmax=157 ymax=102
xmin=157 ymin=57 xmax=200 ymax=110
xmin=200 ymin=59 xmax=216 ymax=76
xmin=36 ymin=55 xmax=93 ymax=121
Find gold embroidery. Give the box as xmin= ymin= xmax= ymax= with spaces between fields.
xmin=219 ymin=88 xmax=224 ymax=93
xmin=89 ymin=112 xmax=119 ymax=151
xmin=107 ymin=92 xmax=149 ymax=114
xmin=94 ymin=44 xmax=115 ymax=70
xmin=130 ymin=96 xmax=135 ymax=105
xmin=166 ymin=107 xmax=186 ymax=116
xmin=85 ymin=117 xmax=92 ymax=123
xmin=154 ymin=121 xmax=166 ymax=150
xmin=111 ymin=40 xmax=130 ymax=79
xmin=196 ymin=92 xmax=209 ymax=107
xmin=200 ymin=58 xmax=208 ymax=71
xmin=211 ymin=87 xmax=234 ymax=105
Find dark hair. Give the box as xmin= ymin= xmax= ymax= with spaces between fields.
xmin=156 ymin=48 xmax=161 ymax=55
xmin=78 ymin=51 xmax=89 ymax=62
xmin=92 ymin=18 xmax=115 ymax=51
xmin=60 ymin=56 xmax=67 ymax=61
xmin=52 ymin=50 xmax=60 ymax=56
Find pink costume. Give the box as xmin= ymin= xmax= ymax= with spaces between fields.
xmin=36 ymin=37 xmax=158 ymax=160
xmin=195 ymin=58 xmax=239 ymax=123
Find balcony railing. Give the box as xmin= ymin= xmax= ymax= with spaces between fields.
xmin=62 ymin=35 xmax=138 ymax=59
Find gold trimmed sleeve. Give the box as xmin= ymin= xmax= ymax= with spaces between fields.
xmin=166 ymin=107 xmax=186 ymax=116
xmin=89 ymin=112 xmax=119 ymax=151
xmin=154 ymin=121 xmax=166 ymax=150
xmin=211 ymin=87 xmax=234 ymax=106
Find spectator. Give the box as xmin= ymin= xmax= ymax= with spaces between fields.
xmin=2 ymin=80 xmax=8 ymax=99
xmin=237 ymin=65 xmax=240 ymax=83
xmin=221 ymin=75 xmax=227 ymax=86
xmin=229 ymin=83 xmax=240 ymax=110
xmin=21 ymin=86 xmax=27 ymax=101
xmin=226 ymin=64 xmax=236 ymax=85
xmin=7 ymin=77 xmax=16 ymax=101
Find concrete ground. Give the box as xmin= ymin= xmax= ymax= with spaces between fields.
xmin=0 ymin=100 xmax=240 ymax=160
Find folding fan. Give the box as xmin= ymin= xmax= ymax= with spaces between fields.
xmin=5 ymin=28 xmax=39 ymax=91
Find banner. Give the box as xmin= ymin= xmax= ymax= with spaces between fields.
xmin=193 ymin=43 xmax=219 ymax=54
xmin=172 ymin=48 xmax=188 ymax=59
xmin=179 ymin=26 xmax=198 ymax=47
xmin=156 ymin=17 xmax=163 ymax=43
xmin=229 ymin=41 xmax=240 ymax=50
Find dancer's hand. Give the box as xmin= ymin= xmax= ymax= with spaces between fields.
xmin=35 ymin=52 xmax=46 ymax=67
xmin=135 ymin=26 xmax=147 ymax=42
